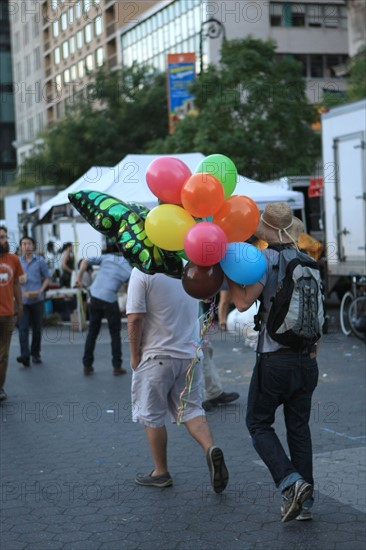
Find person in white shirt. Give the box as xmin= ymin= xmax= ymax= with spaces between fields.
xmin=126 ymin=269 xmax=228 ymax=493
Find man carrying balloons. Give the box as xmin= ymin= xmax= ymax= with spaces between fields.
xmin=126 ymin=268 xmax=229 ymax=493
xmin=226 ymin=203 xmax=318 ymax=524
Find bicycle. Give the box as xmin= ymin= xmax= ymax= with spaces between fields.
xmin=339 ymin=275 xmax=366 ymax=337
xmin=348 ymin=294 xmax=366 ymax=342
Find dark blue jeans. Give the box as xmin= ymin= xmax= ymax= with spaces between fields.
xmin=246 ymin=351 xmax=319 ymax=489
xmin=83 ymin=297 xmax=122 ymax=370
xmin=18 ymin=301 xmax=44 ymax=359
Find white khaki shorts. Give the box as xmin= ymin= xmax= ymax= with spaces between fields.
xmin=131 ymin=356 xmax=205 ymax=427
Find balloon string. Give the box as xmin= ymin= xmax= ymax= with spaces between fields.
xmin=176 ymin=300 xmax=216 ymax=426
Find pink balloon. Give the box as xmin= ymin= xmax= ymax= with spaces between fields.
xmin=184 ymin=222 xmax=228 ymax=266
xmin=146 ymin=157 xmax=192 ymax=204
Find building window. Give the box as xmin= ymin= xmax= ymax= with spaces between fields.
xmin=55 ymin=74 xmax=62 ymax=91
xmin=96 ymin=47 xmax=104 ymax=67
xmin=69 ymin=36 xmax=75 ymax=54
xmin=61 ymin=13 xmax=68 ymax=32
xmin=84 ymin=0 xmax=91 ymax=13
xmin=310 ymin=54 xmax=324 ymax=77
xmin=307 ymin=4 xmax=322 ymax=27
xmin=85 ymin=24 xmax=92 ymax=43
xmin=62 ymin=41 xmax=69 ymax=60
xmin=291 ymin=4 xmax=305 ymax=27
xmin=33 ymin=15 xmax=40 ymax=37
xmin=37 ymin=113 xmax=44 ymax=131
xmin=71 ymin=65 xmax=77 ymax=81
xmin=64 ymin=69 xmax=70 ymax=84
xmin=270 ymin=2 xmax=345 ymax=28
xmin=27 ymin=118 xmax=34 ymax=140
xmin=24 ymin=23 xmax=30 ymax=45
xmin=95 ymin=16 xmax=102 ymax=36
xmin=78 ymin=60 xmax=85 ymax=78
xmin=53 ymin=20 xmax=59 ymax=38
xmin=25 ymin=54 xmax=31 ymax=76
xmin=16 ymin=62 xmax=21 ymax=81
xmin=69 ymin=7 xmax=74 ymax=25
xmin=34 ymin=47 xmax=41 ymax=70
xmin=54 ymin=47 xmax=60 ymax=65
xmin=77 ymin=30 xmax=83 ymax=49
xmin=76 ymin=1 xmax=82 ymax=19
xmin=15 ymin=32 xmax=20 ymax=53
xmin=51 ymin=0 xmax=57 ymax=10
xmin=86 ymin=54 xmax=93 ymax=72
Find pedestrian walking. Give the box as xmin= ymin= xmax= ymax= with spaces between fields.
xmin=227 ymin=202 xmax=321 ymax=522
xmin=126 ymin=269 xmax=229 ymax=493
xmin=60 ymin=242 xmax=75 ymax=288
xmin=76 ymin=246 xmax=132 ymax=376
xmin=202 ymin=342 xmax=240 ymax=411
xmin=0 ymin=226 xmax=24 ymax=401
xmin=17 ymin=236 xmax=50 ymax=367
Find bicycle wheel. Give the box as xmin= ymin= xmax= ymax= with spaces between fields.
xmin=348 ymin=296 xmax=366 ymax=342
xmin=339 ymin=291 xmax=354 ymax=336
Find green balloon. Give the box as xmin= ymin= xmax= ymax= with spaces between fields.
xmin=195 ymin=154 xmax=237 ymax=198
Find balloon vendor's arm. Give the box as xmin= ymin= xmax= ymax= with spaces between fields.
xmin=127 ymin=313 xmax=144 ymax=370
xmin=226 ymin=279 xmax=263 ymax=312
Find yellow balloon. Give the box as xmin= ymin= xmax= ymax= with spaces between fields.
xmin=145 ymin=204 xmax=196 ymax=251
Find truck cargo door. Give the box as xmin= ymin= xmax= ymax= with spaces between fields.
xmin=335 ymin=133 xmax=365 ymax=261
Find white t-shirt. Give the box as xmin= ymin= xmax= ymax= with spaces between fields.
xmin=126 ymin=269 xmax=199 ymax=361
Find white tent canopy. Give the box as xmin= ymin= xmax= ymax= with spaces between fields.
xmin=38 ymin=166 xmax=111 ymax=221
xmin=36 ymin=154 xmax=304 ymax=222
xmin=69 ymin=153 xmax=304 ymax=212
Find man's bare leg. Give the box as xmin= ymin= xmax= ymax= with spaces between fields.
xmin=145 ymin=425 xmax=169 ymax=475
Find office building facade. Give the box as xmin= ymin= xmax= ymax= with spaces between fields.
xmin=120 ymin=0 xmax=349 ymax=104
xmin=9 ymin=0 xmax=349 ymax=171
xmin=0 ymin=0 xmax=16 ymax=189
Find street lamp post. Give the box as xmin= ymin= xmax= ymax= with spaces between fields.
xmin=199 ymin=17 xmax=227 ymax=74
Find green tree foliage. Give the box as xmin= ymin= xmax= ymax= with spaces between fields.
xmin=348 ymin=46 xmax=366 ymax=101
xmin=149 ymin=38 xmax=320 ymax=181
xmin=15 ymin=65 xmax=168 ymax=189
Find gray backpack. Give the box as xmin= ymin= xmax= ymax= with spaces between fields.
xmin=261 ymin=247 xmax=325 ymax=350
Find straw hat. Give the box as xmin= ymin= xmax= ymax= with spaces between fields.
xmin=254 ymin=202 xmax=304 ymax=245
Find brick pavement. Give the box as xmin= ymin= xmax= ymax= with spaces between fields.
xmin=1 ymin=312 xmax=365 ymax=550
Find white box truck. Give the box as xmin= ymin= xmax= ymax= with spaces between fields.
xmin=322 ymin=99 xmax=366 ymax=295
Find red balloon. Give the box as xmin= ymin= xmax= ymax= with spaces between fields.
xmin=182 ymin=262 xmax=224 ymax=300
xmin=184 ymin=222 xmax=228 ymax=266
xmin=146 ymin=157 xmax=192 ymax=204
xmin=213 ymin=195 xmax=260 ymax=242
xmin=181 ymin=173 xmax=225 ymax=218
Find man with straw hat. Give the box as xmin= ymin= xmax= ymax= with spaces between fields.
xmin=227 ymin=202 xmax=319 ymax=523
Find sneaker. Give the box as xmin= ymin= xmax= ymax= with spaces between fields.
xmin=113 ymin=367 xmax=127 ymax=376
xmin=0 ymin=388 xmax=7 ymax=402
xmin=296 ymin=508 xmax=313 ymax=521
xmin=17 ymin=356 xmax=30 ymax=367
xmin=135 ymin=471 xmax=173 ymax=488
xmin=281 ymin=479 xmax=313 ymax=523
xmin=83 ymin=366 xmax=94 ymax=376
xmin=206 ymin=446 xmax=229 ymax=494
xmin=32 ymin=356 xmax=42 ymax=364
xmin=202 ymin=392 xmax=240 ymax=411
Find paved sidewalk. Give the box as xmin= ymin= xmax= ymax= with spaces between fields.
xmin=1 ymin=313 xmax=365 ymax=549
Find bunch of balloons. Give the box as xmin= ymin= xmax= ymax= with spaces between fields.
xmin=144 ymin=154 xmax=266 ymax=299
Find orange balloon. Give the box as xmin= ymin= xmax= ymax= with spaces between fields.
xmin=212 ymin=195 xmax=260 ymax=242
xmin=181 ymin=173 xmax=225 ymax=218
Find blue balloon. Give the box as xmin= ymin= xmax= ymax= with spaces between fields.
xmin=220 ymin=242 xmax=267 ymax=285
